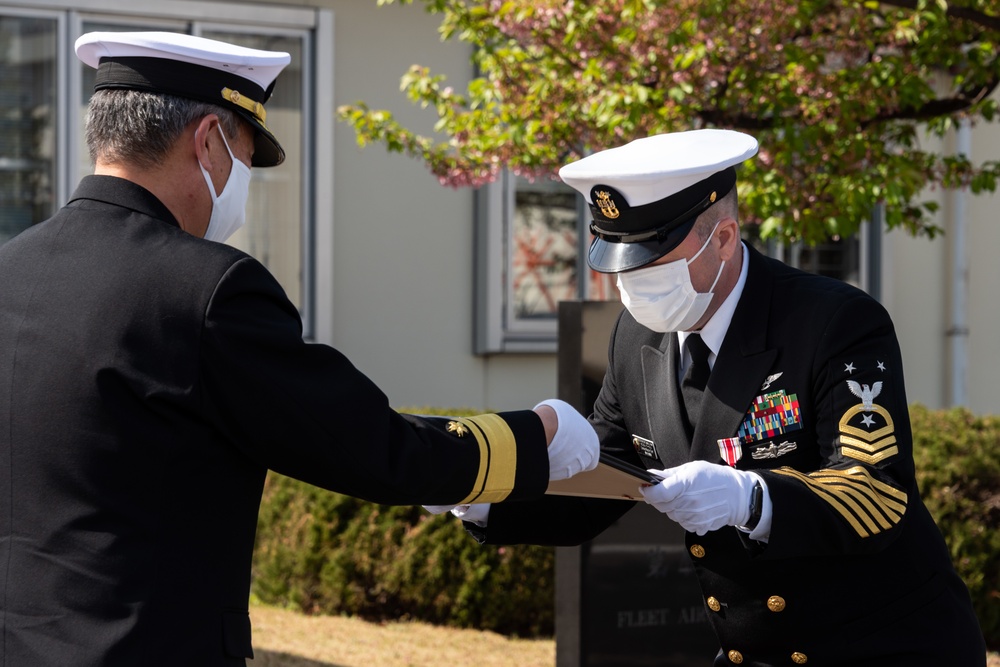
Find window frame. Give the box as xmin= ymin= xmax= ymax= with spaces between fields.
xmin=475 ymin=172 xmax=591 ymax=354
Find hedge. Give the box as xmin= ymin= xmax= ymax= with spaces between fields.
xmin=252 ymin=407 xmax=555 ymax=637
xmin=909 ymin=405 xmax=1000 ymax=648
xmin=252 ymin=405 xmax=999 ymax=646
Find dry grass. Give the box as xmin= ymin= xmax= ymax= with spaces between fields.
xmin=249 ymin=604 xmax=998 ymax=667
xmin=248 ymin=604 xmax=555 ymax=667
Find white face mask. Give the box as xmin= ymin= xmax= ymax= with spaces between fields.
xmin=616 ymin=223 xmax=725 ymax=333
xmin=199 ymin=127 xmax=251 ymax=243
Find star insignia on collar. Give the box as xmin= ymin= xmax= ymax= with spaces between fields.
xmin=446 ymin=420 xmax=469 ymax=437
xmin=844 ymin=362 xmax=856 ymax=374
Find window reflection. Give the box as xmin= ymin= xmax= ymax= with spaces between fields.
xmin=0 ymin=16 xmax=56 ymax=243
xmin=511 ymin=178 xmax=579 ymax=318
xmin=511 ymin=176 xmax=618 ymax=321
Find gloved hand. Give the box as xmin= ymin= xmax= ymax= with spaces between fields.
xmin=534 ymin=399 xmax=600 ymax=481
xmin=423 ymin=504 xmax=462 ymax=515
xmin=640 ymin=461 xmax=761 ymax=535
xmin=422 ymin=503 xmax=491 ymax=527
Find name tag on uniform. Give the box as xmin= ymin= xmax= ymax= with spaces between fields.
xmin=632 ymin=435 xmax=658 ymax=461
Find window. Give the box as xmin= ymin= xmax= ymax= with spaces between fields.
xmin=0 ymin=13 xmax=58 ymax=245
xmin=1 ymin=1 xmax=330 ymax=339
xmin=744 ymin=212 xmax=882 ymax=297
xmin=201 ymin=28 xmax=311 ymax=327
xmin=475 ymin=172 xmax=617 ymax=354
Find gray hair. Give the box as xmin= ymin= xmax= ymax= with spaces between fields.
xmin=693 ymin=186 xmax=739 ymax=241
xmin=85 ymin=89 xmax=241 ymax=169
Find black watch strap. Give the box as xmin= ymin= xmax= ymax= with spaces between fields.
xmin=744 ymin=480 xmax=763 ymax=531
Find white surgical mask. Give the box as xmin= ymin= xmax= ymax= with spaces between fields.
xmin=616 ymin=223 xmax=725 ymax=333
xmin=199 ymin=127 xmax=251 ymax=243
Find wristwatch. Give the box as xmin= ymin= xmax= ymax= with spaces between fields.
xmin=739 ymin=480 xmax=763 ymax=532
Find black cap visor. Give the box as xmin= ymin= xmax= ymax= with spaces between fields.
xmin=588 ymin=217 xmax=697 ymax=273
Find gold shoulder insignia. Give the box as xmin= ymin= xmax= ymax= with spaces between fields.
xmin=446 ymin=420 xmax=469 ymax=437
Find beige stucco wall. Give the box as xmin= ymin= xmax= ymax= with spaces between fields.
xmin=250 ymin=0 xmax=560 ymax=412
xmin=884 ymin=116 xmax=1000 ymax=415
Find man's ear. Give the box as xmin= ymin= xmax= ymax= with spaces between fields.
xmin=716 ymin=217 xmax=741 ymax=261
xmin=193 ymin=115 xmax=221 ymax=171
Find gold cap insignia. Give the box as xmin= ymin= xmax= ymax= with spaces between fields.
xmin=595 ymin=190 xmax=620 ymax=219
xmin=446 ymin=420 xmax=469 ymax=437
xmin=221 ymin=87 xmax=267 ymax=125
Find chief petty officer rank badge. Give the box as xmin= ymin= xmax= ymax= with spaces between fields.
xmin=837 ymin=359 xmax=898 ymax=465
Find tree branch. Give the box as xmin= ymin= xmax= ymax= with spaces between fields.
xmin=877 ymin=0 xmax=1000 ymax=32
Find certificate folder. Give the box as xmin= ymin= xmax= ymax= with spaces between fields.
xmin=546 ymin=453 xmax=663 ymax=500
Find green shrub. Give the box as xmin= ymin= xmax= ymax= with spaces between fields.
xmin=251 ymin=405 xmax=999 ymax=646
xmin=910 ymin=405 xmax=1000 ymax=649
xmin=252 ymin=407 xmax=555 ymax=637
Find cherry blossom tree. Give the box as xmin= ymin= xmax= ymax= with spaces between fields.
xmin=338 ymin=0 xmax=1000 ymax=243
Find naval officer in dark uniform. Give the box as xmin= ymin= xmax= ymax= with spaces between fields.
xmin=0 ymin=31 xmax=598 ymax=666
xmin=441 ymin=130 xmax=986 ymax=666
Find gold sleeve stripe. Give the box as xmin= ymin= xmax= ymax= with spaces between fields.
xmin=455 ymin=414 xmax=518 ymax=505
xmin=839 ymin=434 xmax=897 ymax=451
xmin=773 ymin=466 xmax=907 ymax=538
xmin=774 ymin=469 xmax=881 ymax=537
xmin=817 ymin=467 xmax=908 ymax=503
xmin=839 ymin=434 xmax=899 ymax=465
xmin=810 ymin=474 xmax=905 ymax=526
xmin=784 ymin=467 xmax=907 ymax=521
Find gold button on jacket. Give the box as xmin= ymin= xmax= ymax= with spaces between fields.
xmin=767 ymin=595 xmax=786 ymax=612
xmin=690 ymin=544 xmax=705 ymax=558
xmin=707 ymin=596 xmax=722 ymax=612
xmin=727 ymin=649 xmax=743 ymax=664
xmin=791 ymin=652 xmax=808 ymax=664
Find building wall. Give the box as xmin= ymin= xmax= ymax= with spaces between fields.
xmin=883 ymin=113 xmax=1000 ymax=416
xmin=253 ymin=0 xmax=560 ymax=412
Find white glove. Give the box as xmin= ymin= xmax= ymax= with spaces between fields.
xmin=423 ymin=504 xmax=461 ymax=515
xmin=640 ymin=461 xmax=761 ymax=536
xmin=534 ymin=399 xmax=600 ymax=481
xmin=422 ymin=503 xmax=491 ymax=527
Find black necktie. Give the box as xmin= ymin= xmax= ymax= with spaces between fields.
xmin=681 ymin=333 xmax=712 ymax=438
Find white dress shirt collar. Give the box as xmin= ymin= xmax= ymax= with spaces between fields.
xmin=678 ymin=242 xmax=749 ymax=370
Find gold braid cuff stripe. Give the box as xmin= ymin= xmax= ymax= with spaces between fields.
xmin=774 ymin=466 xmax=907 ymax=538
xmin=455 ymin=414 xmax=517 ymax=505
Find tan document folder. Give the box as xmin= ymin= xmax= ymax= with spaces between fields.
xmin=545 ymin=453 xmax=663 ymax=500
